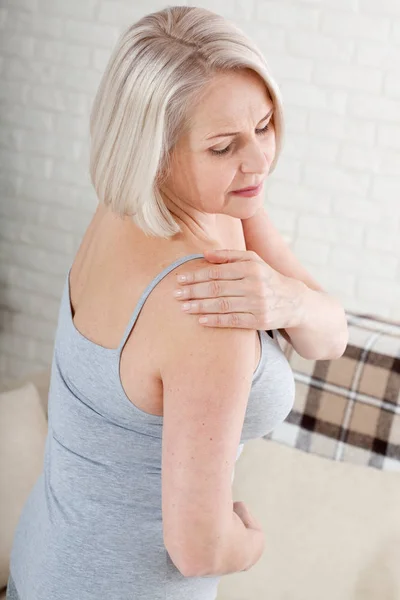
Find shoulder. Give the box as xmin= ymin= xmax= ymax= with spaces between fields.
xmin=152 ymin=257 xmax=256 ymax=376
xmin=150 ymin=256 xmax=211 ymax=329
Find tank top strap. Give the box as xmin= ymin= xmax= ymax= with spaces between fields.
xmin=117 ymin=253 xmax=205 ymax=353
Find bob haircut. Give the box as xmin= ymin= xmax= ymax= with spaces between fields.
xmin=89 ymin=5 xmax=285 ymax=239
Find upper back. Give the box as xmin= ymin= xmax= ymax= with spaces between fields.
xmin=67 ymin=202 xmax=249 ymax=416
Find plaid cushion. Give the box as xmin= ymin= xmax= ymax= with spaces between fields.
xmin=264 ymin=312 xmax=400 ymax=471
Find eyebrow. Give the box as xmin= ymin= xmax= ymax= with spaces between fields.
xmin=205 ymin=108 xmax=274 ymax=140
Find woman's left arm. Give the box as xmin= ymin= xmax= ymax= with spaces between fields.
xmin=173 ymin=207 xmax=348 ymax=360
xmin=240 ymin=206 xmax=348 ymax=360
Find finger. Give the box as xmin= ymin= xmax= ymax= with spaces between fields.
xmin=203 ymin=248 xmax=261 ymax=264
xmin=174 ymin=279 xmax=247 ymax=300
xmin=180 ymin=296 xmax=257 ymax=315
xmin=198 ymin=312 xmax=258 ymax=329
xmin=176 ymin=262 xmax=246 ymax=285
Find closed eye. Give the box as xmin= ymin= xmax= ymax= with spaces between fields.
xmin=210 ymin=122 xmax=271 ymax=156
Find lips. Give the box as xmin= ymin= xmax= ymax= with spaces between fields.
xmin=230 ymin=181 xmax=264 ymax=197
xmin=233 ymin=183 xmax=262 ymax=192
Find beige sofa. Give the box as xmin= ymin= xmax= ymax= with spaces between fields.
xmin=1 ymin=312 xmax=400 ymax=599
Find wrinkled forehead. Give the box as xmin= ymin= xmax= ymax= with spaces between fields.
xmin=185 ymin=71 xmax=274 ymax=140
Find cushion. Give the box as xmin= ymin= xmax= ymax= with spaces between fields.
xmin=0 ymin=383 xmax=47 ymax=589
xmin=217 ymin=437 xmax=400 ymax=600
xmin=265 ymin=311 xmax=400 ymax=471
xmin=0 ymin=369 xmax=51 ymax=421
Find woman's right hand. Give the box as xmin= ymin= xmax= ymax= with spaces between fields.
xmin=233 ymin=500 xmax=263 ymax=532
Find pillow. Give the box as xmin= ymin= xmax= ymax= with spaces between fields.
xmin=217 ymin=437 xmax=400 ymax=600
xmin=0 ymin=368 xmax=51 ymax=421
xmin=265 ymin=312 xmax=400 ymax=471
xmin=0 ymin=382 xmax=47 ymax=588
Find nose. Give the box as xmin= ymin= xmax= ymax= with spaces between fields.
xmin=239 ymin=140 xmax=270 ymax=176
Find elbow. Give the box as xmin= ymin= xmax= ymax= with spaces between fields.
xmin=328 ymin=327 xmax=349 ymax=360
xmin=166 ymin=542 xmax=219 ymax=578
xmin=330 ymin=341 xmax=348 ymax=360
xmin=174 ymin=553 xmax=217 ymax=578
xmin=297 ymin=328 xmax=349 ymax=361
xmin=179 ymin=560 xmax=214 ymax=579
xmin=315 ymin=338 xmax=348 ymax=361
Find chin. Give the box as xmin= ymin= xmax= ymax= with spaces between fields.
xmin=229 ymin=201 xmax=263 ymax=220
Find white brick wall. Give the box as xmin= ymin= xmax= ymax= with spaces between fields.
xmin=0 ymin=0 xmax=399 ymax=379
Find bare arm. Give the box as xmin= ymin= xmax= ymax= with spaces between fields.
xmin=158 ymin=259 xmax=265 ymax=577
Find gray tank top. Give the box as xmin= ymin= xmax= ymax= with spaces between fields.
xmin=10 ymin=253 xmax=295 ymax=600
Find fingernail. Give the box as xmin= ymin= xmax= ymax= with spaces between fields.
xmin=173 ymin=290 xmax=183 ymax=298
xmin=182 ymin=303 xmax=191 ymax=311
xmin=177 ymin=275 xmax=187 ymax=282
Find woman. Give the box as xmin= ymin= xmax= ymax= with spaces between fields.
xmin=7 ymin=6 xmax=348 ymax=600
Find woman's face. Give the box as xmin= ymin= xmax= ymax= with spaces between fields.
xmin=160 ymin=68 xmax=276 ymax=225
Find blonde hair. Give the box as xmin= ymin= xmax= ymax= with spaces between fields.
xmin=89 ymin=5 xmax=285 ymax=238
